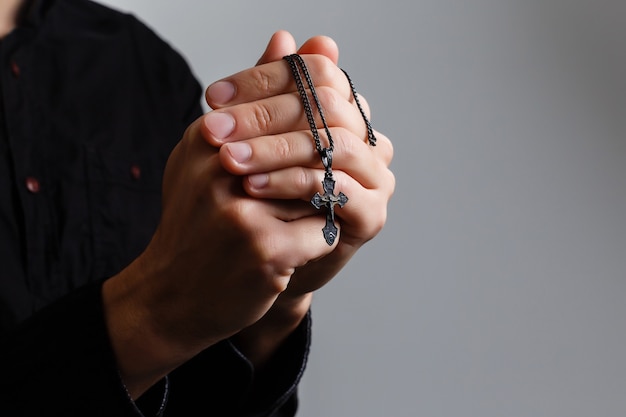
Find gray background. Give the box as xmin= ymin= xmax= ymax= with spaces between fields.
xmin=98 ymin=1 xmax=626 ymax=416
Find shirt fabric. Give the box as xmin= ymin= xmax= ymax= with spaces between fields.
xmin=0 ymin=0 xmax=310 ymax=415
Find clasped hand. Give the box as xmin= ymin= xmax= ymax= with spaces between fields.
xmin=103 ymin=31 xmax=394 ymax=397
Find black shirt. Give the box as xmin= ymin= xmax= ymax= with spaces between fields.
xmin=0 ymin=1 xmax=309 ymax=415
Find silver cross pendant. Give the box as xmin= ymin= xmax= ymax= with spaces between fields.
xmin=311 ymin=173 xmax=348 ymax=245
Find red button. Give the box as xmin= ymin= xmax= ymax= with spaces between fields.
xmin=10 ymin=60 xmax=20 ymax=78
xmin=25 ymin=177 xmax=40 ymax=193
xmin=130 ymin=164 xmax=141 ymax=180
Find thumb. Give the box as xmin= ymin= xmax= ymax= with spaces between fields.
xmin=256 ymin=30 xmax=297 ymax=65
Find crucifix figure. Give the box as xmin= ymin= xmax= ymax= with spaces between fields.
xmin=283 ymin=55 xmax=375 ymax=246
xmin=311 ymin=173 xmax=348 ymax=246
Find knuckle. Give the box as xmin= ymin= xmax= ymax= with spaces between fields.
xmin=375 ymin=131 xmax=394 ymax=165
xmin=250 ymin=102 xmax=274 ymax=132
xmin=313 ymin=55 xmax=337 ymax=84
xmin=273 ymin=134 xmax=293 ymax=160
xmin=370 ymin=210 xmax=388 ymax=236
xmin=250 ymin=67 xmax=274 ymax=95
xmin=334 ymin=127 xmax=358 ymax=159
xmin=359 ymin=204 xmax=388 ymax=240
xmin=382 ymin=134 xmax=394 ymax=158
xmin=293 ymin=167 xmax=311 ymax=190
xmin=251 ymin=235 xmax=294 ymax=291
xmin=219 ymin=198 xmax=254 ymax=232
xmin=314 ymin=55 xmax=353 ymax=98
xmin=316 ymin=86 xmax=340 ymax=115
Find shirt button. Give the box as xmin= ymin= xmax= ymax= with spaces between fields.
xmin=130 ymin=164 xmax=141 ymax=180
xmin=25 ymin=177 xmax=40 ymax=193
xmin=10 ymin=60 xmax=20 ymax=78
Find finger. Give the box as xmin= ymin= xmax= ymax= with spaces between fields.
xmin=220 ymin=130 xmax=319 ymax=173
xmin=372 ymin=130 xmax=394 ymax=167
xmin=296 ymin=36 xmax=339 ymax=65
xmin=245 ymin=167 xmax=394 ymax=245
xmin=262 ymin=198 xmax=319 ymax=222
xmin=203 ymin=87 xmax=367 ymax=145
xmin=256 ymin=30 xmax=297 ymax=66
xmin=220 ymin=128 xmax=385 ymax=189
xmin=242 ymin=166 xmax=375 ymax=203
xmin=206 ymin=55 xmax=351 ymax=109
xmin=242 ymin=200 xmax=338 ymax=271
xmin=270 ymin=214 xmax=340 ymax=268
xmin=214 ymin=197 xmax=335 ymax=279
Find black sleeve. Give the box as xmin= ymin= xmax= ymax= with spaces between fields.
xmin=0 ymin=280 xmax=141 ymax=416
xmin=0 ymin=280 xmax=312 ymax=417
xmin=163 ymin=312 xmax=312 ymax=417
xmin=0 ymin=6 xmax=310 ymax=416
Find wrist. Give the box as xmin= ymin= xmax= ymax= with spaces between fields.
xmin=232 ymin=293 xmax=312 ymax=369
xmin=101 ymin=255 xmax=210 ymax=398
xmin=264 ymin=292 xmax=312 ymax=327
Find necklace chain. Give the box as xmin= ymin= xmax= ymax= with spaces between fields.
xmin=341 ymin=68 xmax=377 ymax=147
xmin=283 ymin=54 xmax=376 ymax=169
xmin=283 ymin=54 xmax=334 ymax=173
xmin=283 ymin=53 xmax=376 ymax=245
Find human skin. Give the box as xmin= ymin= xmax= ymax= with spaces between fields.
xmin=102 ymin=30 xmax=395 ymax=398
xmin=0 ymin=0 xmax=23 ymax=37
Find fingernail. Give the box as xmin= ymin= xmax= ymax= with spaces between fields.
xmin=207 ymin=81 xmax=236 ymax=105
xmin=248 ymin=174 xmax=269 ymax=189
xmin=204 ymin=112 xmax=235 ymax=141
xmin=225 ymin=142 xmax=251 ymax=164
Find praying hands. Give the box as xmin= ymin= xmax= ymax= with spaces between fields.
xmin=102 ymin=30 xmax=395 ymax=399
